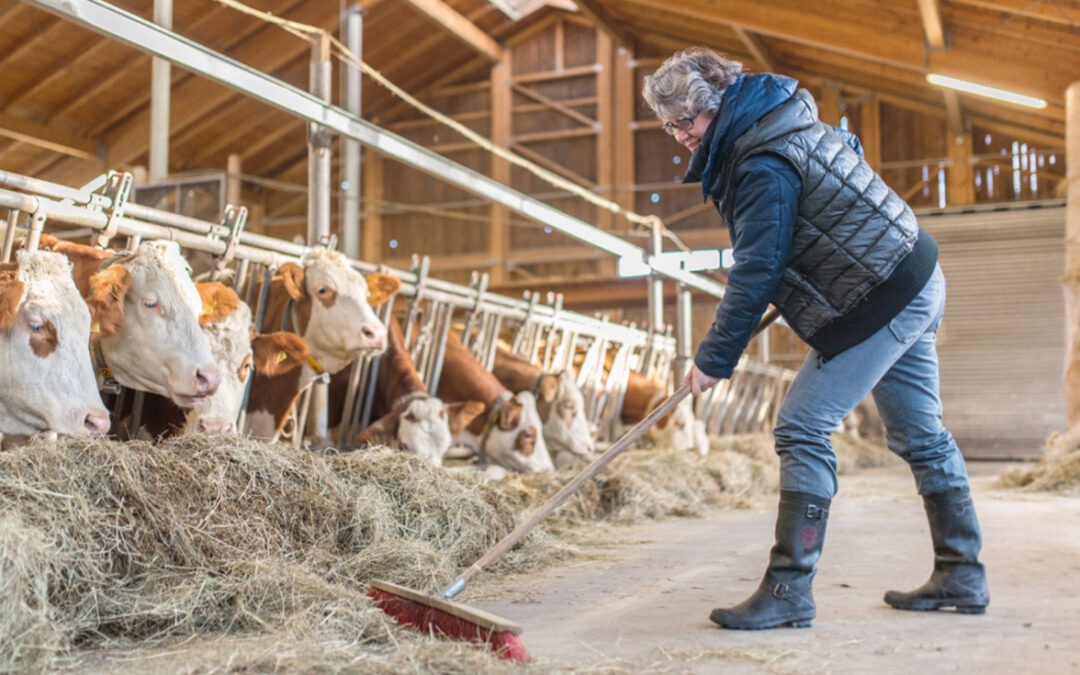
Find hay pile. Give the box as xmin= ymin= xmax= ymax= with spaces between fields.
xmin=998 ymin=426 xmax=1080 ymax=494
xmin=0 ymin=432 xmax=780 ymax=672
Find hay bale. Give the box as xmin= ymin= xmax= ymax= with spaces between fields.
xmin=998 ymin=427 xmax=1080 ymax=494
xmin=0 ymin=430 xmax=781 ymax=671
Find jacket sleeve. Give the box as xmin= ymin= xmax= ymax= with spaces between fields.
xmin=694 ymin=153 xmax=799 ymax=379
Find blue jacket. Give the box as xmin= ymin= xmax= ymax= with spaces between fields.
xmin=683 ymin=74 xmax=935 ymax=378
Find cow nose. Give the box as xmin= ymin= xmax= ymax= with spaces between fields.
xmin=83 ymin=409 xmax=111 ymax=436
xmin=360 ymin=325 xmax=386 ymax=349
xmin=195 ymin=366 xmax=222 ymax=396
xmin=196 ymin=416 xmax=234 ymax=434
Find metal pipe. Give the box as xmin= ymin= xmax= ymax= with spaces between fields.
xmin=2 ymin=209 xmax=19 ymax=263
xmin=341 ymin=4 xmax=362 ymax=259
xmin=675 ymin=283 xmax=693 ymax=379
xmin=308 ymin=32 xmax=332 ymax=247
xmin=149 ymin=0 xmax=172 ymax=181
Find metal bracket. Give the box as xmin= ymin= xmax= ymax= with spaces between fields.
xmin=317 ymin=232 xmax=338 ymax=251
xmin=92 ymin=171 xmax=133 ymax=249
xmin=210 ymin=204 xmax=247 ymax=281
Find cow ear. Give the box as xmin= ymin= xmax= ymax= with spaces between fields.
xmin=538 ymin=374 xmax=560 ymax=403
xmin=36 ymin=233 xmax=60 ymax=251
xmin=279 ymin=262 xmax=305 ymax=300
xmin=365 ymin=272 xmax=401 ymax=307
xmin=87 ymin=265 xmax=131 ymax=338
xmin=197 ymin=281 xmax=239 ymax=326
xmin=252 ymin=332 xmax=307 ymax=376
xmin=446 ymin=400 xmax=485 ymax=435
xmin=497 ymin=398 xmax=523 ymax=431
xmin=514 ymin=426 xmax=537 ymax=456
xmin=0 ymin=274 xmax=24 ymax=332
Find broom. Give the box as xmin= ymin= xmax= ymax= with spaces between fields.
xmin=369 ymin=308 xmax=782 ymax=663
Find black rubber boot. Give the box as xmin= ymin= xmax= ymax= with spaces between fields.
xmin=710 ymin=490 xmax=830 ymax=630
xmin=884 ymin=486 xmax=989 ymax=614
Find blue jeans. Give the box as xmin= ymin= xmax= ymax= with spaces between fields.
xmin=774 ymin=264 xmax=971 ymax=499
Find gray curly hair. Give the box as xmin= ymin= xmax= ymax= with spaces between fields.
xmin=642 ymin=47 xmax=743 ymax=122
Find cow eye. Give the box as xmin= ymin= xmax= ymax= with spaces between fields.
xmin=142 ymin=298 xmax=159 ymax=310
xmin=28 ymin=318 xmax=44 ymax=332
xmin=317 ymin=286 xmax=330 ymax=295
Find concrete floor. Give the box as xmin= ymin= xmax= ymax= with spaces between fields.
xmin=476 ymin=461 xmax=1080 ymax=674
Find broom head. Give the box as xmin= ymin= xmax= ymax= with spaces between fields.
xmin=368 ymin=579 xmax=529 ymax=663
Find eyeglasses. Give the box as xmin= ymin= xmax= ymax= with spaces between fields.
xmin=662 ymin=115 xmax=697 ymax=135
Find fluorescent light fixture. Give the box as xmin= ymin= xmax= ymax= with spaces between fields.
xmin=926 ymin=73 xmax=1047 ymax=109
xmin=618 ymin=249 xmax=723 ymax=278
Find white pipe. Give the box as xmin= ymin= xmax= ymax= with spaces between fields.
xmin=149 ymin=0 xmax=172 ymax=182
xmin=341 ymin=5 xmax=362 ymax=259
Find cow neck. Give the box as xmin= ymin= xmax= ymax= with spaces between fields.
xmin=478 ymin=390 xmax=514 ymax=465
xmin=87 ymin=251 xmax=130 ymax=388
xmin=279 ymin=295 xmax=329 ymax=375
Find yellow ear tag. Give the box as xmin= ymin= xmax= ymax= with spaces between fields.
xmin=90 ymin=321 xmax=100 ymax=333
xmin=277 ymin=350 xmax=288 ymax=364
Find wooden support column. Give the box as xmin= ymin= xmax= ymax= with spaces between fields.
xmin=595 ymin=31 xmax=613 ymax=233
xmin=946 ymin=131 xmax=975 ymax=206
xmin=860 ymin=96 xmax=882 ymax=171
xmin=1064 ymin=81 xmax=1080 ymax=426
xmin=608 ymin=44 xmax=636 ymax=278
xmin=226 ymin=153 xmax=242 ymax=207
xmin=489 ymin=53 xmax=512 ymax=284
xmin=818 ymin=81 xmax=842 ymax=126
xmin=361 ymin=149 xmax=384 ymax=263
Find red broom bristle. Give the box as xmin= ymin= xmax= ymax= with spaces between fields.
xmin=368 ymin=586 xmax=530 ymax=664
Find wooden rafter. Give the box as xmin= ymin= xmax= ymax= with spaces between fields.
xmin=916 ymin=0 xmax=947 ymax=50
xmin=0 ymin=111 xmax=100 ymax=160
xmin=731 ymin=25 xmax=776 ymax=72
xmin=570 ymin=0 xmax=635 ymax=45
xmin=401 ymin=0 xmax=505 ymax=62
xmin=511 ymin=83 xmax=598 ymax=129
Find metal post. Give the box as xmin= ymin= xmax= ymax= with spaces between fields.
xmin=308 ymin=32 xmax=333 ymax=442
xmin=149 ymin=0 xmax=172 ymax=182
xmin=308 ymin=32 xmax=333 ymax=246
xmin=341 ymin=5 xmax=362 ymax=259
xmin=648 ymin=220 xmax=665 ymax=331
xmin=675 ymin=283 xmax=693 ymax=380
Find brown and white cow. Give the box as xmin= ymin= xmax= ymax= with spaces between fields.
xmin=437 ymin=332 xmax=554 ymax=474
xmin=350 ymin=316 xmax=484 ymax=466
xmin=130 ymin=282 xmax=314 ymax=438
xmin=38 ymin=235 xmax=221 ymax=407
xmin=620 ymin=368 xmax=708 ymax=455
xmin=244 ymin=251 xmax=400 ymax=439
xmin=492 ymin=345 xmax=595 ymax=468
xmin=0 ymin=249 xmax=109 ymax=437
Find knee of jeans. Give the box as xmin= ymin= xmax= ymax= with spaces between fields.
xmin=774 ymin=417 xmax=831 ymax=451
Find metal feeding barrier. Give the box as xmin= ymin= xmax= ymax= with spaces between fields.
xmin=0 ymin=168 xmax=794 ymax=448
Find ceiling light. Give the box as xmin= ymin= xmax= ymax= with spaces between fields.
xmin=926 ymin=74 xmax=1047 ymax=109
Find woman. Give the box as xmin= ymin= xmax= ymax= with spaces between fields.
xmin=642 ymin=47 xmax=989 ymax=630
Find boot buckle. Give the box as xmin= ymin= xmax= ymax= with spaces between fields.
xmin=806 ymin=504 xmax=827 ymax=519
xmin=772 ymin=583 xmax=789 ymax=599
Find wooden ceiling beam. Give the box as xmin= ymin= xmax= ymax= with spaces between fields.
xmin=622 ymin=0 xmax=924 ymax=70
xmin=916 ymin=0 xmax=948 ymax=50
xmin=950 ymin=0 xmax=1080 ymax=27
xmin=0 ymin=111 xmax=100 ymax=160
xmin=401 ymin=0 xmax=505 ymax=62
xmin=570 ymin=0 xmax=635 ymax=46
xmin=731 ymin=26 xmax=777 ymax=72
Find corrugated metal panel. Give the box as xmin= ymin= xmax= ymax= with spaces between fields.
xmin=918 ymin=202 xmax=1067 ymax=459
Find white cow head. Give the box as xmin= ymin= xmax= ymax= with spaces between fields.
xmin=484 ymin=391 xmax=554 ymax=473
xmin=538 ymin=371 xmax=596 ymax=468
xmin=278 ymin=248 xmax=400 ymax=375
xmin=0 ymin=250 xmax=109 ymax=436
xmin=185 ymin=283 xmax=322 ymax=436
xmin=88 ymin=240 xmax=221 ymax=407
xmin=355 ymin=396 xmax=484 ymax=467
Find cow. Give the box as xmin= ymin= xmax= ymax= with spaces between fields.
xmin=243 ymin=250 xmax=400 ymax=440
xmin=491 ymin=345 xmax=595 ymax=468
xmin=127 ymin=282 xmax=314 ymax=438
xmin=37 ymin=235 xmax=221 ymax=408
xmin=350 ymin=316 xmax=484 ymax=466
xmin=0 ymin=249 xmax=109 ymax=438
xmin=607 ymin=366 xmax=708 ymax=455
xmin=437 ymin=332 xmax=554 ymax=474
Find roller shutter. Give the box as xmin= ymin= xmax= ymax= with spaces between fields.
xmin=918 ymin=201 xmax=1066 ymax=460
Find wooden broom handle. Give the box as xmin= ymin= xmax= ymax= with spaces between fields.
xmin=440 ymin=306 xmax=781 ymax=600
